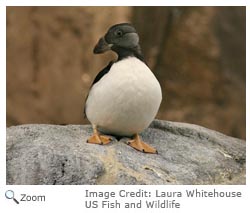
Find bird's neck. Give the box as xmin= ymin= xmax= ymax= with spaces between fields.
xmin=112 ymin=46 xmax=144 ymax=61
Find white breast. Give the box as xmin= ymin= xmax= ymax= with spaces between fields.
xmin=86 ymin=57 xmax=162 ymax=136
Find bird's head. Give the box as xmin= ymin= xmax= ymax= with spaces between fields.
xmin=93 ymin=23 xmax=140 ymax=55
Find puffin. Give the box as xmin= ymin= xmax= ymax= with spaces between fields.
xmin=84 ymin=23 xmax=162 ymax=154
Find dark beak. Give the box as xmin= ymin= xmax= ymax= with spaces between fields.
xmin=93 ymin=37 xmax=111 ymax=54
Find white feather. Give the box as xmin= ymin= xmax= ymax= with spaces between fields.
xmin=86 ymin=57 xmax=162 ymax=136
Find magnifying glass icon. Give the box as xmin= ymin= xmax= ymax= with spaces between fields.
xmin=5 ymin=190 xmax=19 ymax=204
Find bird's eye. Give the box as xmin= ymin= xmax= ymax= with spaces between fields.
xmin=115 ymin=30 xmax=123 ymax=37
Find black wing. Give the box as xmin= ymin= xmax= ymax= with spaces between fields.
xmin=83 ymin=61 xmax=114 ymax=118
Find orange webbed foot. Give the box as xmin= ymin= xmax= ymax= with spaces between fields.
xmin=127 ymin=134 xmax=158 ymax=154
xmin=87 ymin=125 xmax=112 ymax=145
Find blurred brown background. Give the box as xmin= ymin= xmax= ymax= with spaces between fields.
xmin=7 ymin=6 xmax=246 ymax=139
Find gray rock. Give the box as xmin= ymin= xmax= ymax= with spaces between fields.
xmin=6 ymin=120 xmax=245 ymax=185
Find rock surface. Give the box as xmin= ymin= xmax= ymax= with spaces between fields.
xmin=6 ymin=120 xmax=245 ymax=185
